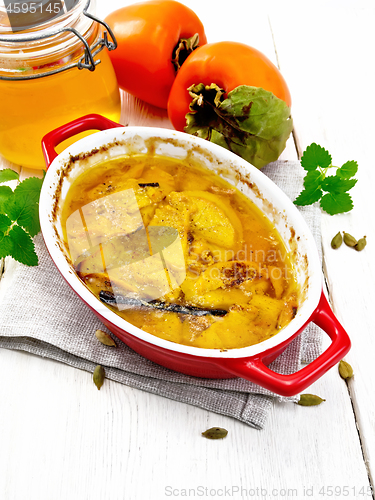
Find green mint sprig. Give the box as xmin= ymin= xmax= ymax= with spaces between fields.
xmin=294 ymin=143 xmax=357 ymax=215
xmin=0 ymin=169 xmax=44 ymax=266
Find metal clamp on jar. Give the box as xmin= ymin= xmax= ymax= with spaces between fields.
xmin=0 ymin=0 xmax=121 ymax=169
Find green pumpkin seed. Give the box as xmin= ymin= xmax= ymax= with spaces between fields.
xmin=331 ymin=231 xmax=343 ymax=249
xmin=343 ymin=232 xmax=357 ymax=247
xmin=339 ymin=360 xmax=354 ymax=379
xmin=355 ymin=236 xmax=367 ymax=252
xmin=297 ymin=394 xmax=325 ymax=406
xmin=202 ymin=427 xmax=228 ymax=439
xmin=93 ymin=365 xmax=105 ymax=390
xmin=95 ymin=329 xmax=117 ymax=347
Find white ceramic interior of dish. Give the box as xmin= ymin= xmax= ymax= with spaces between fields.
xmin=39 ymin=127 xmax=322 ymax=359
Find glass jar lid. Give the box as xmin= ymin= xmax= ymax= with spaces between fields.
xmin=0 ymin=0 xmax=117 ymax=79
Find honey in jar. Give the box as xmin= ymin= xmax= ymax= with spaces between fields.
xmin=0 ymin=0 xmax=121 ymax=169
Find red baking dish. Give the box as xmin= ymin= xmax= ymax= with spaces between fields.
xmin=39 ymin=114 xmax=351 ymax=396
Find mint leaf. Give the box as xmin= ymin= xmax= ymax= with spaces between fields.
xmin=6 ymin=177 xmax=43 ymax=237
xmin=303 ymin=170 xmax=324 ymax=189
xmin=0 ymin=234 xmax=13 ymax=259
xmin=320 ymin=192 xmax=353 ymax=215
xmin=8 ymin=192 xmax=40 ymax=237
xmin=7 ymin=225 xmax=38 ymax=266
xmin=294 ymin=186 xmax=323 ymax=206
xmin=0 ymin=213 xmax=13 ymax=259
xmin=336 ymin=160 xmax=358 ymax=179
xmin=294 ymin=170 xmax=324 ymax=205
xmin=7 ymin=192 xmax=31 ymax=221
xmin=23 ymin=205 xmax=40 ymax=237
xmin=0 ymin=213 xmax=12 ymax=234
xmin=295 ymin=143 xmax=357 ymax=215
xmin=0 ymin=175 xmax=43 ymax=266
xmin=13 ymin=176 xmax=43 ymax=204
xmin=322 ymin=176 xmax=357 ymax=194
xmin=300 ymin=143 xmax=332 ymax=171
xmin=0 ymin=168 xmax=19 ymax=183
xmin=0 ymin=185 xmax=13 ymax=212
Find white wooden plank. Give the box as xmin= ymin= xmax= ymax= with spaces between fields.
xmin=268 ymin=0 xmax=375 ymax=485
xmin=0 ymin=347 xmax=370 ymax=500
xmin=0 ymin=1 xmax=371 ymax=499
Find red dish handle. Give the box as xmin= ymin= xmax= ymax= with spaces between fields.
xmin=41 ymin=114 xmax=123 ymax=169
xmin=217 ymin=291 xmax=351 ymax=397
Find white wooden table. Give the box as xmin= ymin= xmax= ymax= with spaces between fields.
xmin=1 ymin=1 xmax=374 ymax=498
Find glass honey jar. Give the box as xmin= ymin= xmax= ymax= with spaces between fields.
xmin=0 ymin=0 xmax=121 ymax=169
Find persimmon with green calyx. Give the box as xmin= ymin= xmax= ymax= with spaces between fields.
xmin=104 ymin=0 xmax=207 ymax=109
xmin=167 ymin=41 xmax=293 ymax=169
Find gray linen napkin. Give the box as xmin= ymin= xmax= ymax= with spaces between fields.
xmin=0 ymin=160 xmax=321 ymax=429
